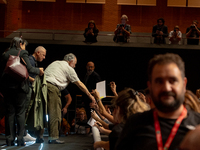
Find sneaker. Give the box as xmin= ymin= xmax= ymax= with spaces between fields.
xmin=23 ymin=133 xmax=36 ymax=142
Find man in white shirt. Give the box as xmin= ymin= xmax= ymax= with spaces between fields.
xmin=169 ymin=25 xmax=182 ymax=45
xmin=45 ymin=53 xmax=95 ymax=144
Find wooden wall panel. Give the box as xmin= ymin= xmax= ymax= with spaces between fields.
xmin=86 ymin=0 xmax=105 ymax=4
xmin=167 ymin=0 xmax=186 ymax=7
xmin=117 ymin=0 xmax=136 ymax=5
xmin=188 ymin=0 xmax=200 ymax=7
xmin=66 ymin=0 xmax=85 ymax=3
xmin=2 ymin=0 xmax=200 ymax=33
xmin=21 ymin=0 xmax=56 ymax=1
xmin=137 ymin=0 xmax=156 ymax=6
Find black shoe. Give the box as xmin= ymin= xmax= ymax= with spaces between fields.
xmin=6 ymin=142 xmax=15 ymax=146
xmin=17 ymin=142 xmax=26 ymax=146
xmin=17 ymin=138 xmax=26 ymax=146
xmin=6 ymin=139 xmax=15 ymax=146
xmin=36 ymin=138 xmax=44 ymax=143
xmin=48 ymin=139 xmax=64 ymax=144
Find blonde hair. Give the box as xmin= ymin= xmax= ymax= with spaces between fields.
xmin=196 ymin=89 xmax=200 ymax=99
xmin=184 ymin=90 xmax=200 ymax=113
xmin=112 ymin=88 xmax=150 ymax=124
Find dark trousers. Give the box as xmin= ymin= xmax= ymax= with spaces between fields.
xmin=4 ymin=88 xmax=26 ymax=145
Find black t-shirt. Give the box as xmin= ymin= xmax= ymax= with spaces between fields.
xmin=186 ymin=27 xmax=200 ymax=45
xmin=109 ymin=123 xmax=124 ymax=150
xmin=116 ymin=109 xmax=200 ymax=150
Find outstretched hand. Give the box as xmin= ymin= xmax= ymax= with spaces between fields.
xmin=91 ymin=89 xmax=101 ymax=100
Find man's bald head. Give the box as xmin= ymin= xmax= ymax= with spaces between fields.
xmin=34 ymin=46 xmax=46 ymax=62
xmin=86 ymin=61 xmax=95 ymax=74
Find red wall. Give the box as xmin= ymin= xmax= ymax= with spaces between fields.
xmin=2 ymin=0 xmax=200 ymax=34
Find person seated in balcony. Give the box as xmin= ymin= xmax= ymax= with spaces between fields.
xmin=113 ymin=14 xmax=131 ymax=43
xmin=152 ymin=18 xmax=168 ymax=44
xmin=169 ymin=25 xmax=182 ymax=45
xmin=186 ymin=20 xmax=200 ymax=45
xmin=83 ymin=20 xmax=99 ymax=43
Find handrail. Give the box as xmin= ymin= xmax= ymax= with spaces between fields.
xmin=0 ymin=30 xmax=200 ymax=44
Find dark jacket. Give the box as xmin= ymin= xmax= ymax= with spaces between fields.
xmin=0 ymin=48 xmax=40 ymax=94
xmin=152 ymin=25 xmax=168 ymax=44
xmin=83 ymin=71 xmax=101 ymax=92
xmin=83 ymin=28 xmax=99 ymax=43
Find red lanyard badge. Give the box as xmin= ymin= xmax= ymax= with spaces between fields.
xmin=153 ymin=107 xmax=187 ymax=150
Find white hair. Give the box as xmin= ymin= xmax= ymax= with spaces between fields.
xmin=64 ymin=53 xmax=76 ymax=62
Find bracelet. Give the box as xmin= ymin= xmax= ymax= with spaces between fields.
xmin=96 ymin=99 xmax=100 ymax=103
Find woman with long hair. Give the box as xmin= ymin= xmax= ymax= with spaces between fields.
xmin=92 ymin=88 xmax=150 ymax=150
xmin=83 ymin=20 xmax=99 ymax=43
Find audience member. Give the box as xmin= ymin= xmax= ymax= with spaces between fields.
xmin=61 ymin=88 xmax=72 ymax=117
xmin=152 ymin=18 xmax=168 ymax=44
xmin=144 ymin=88 xmax=155 ymax=109
xmin=61 ymin=118 xmax=71 ymax=136
xmin=196 ymin=88 xmax=200 ymax=100
xmin=0 ymin=37 xmax=44 ymax=146
xmin=169 ymin=25 xmax=182 ymax=45
xmin=93 ymin=88 xmax=150 ymax=150
xmin=90 ymin=81 xmax=118 ymax=128
xmin=179 ymin=125 xmax=200 ymax=150
xmin=84 ymin=20 xmax=99 ymax=43
xmin=186 ymin=20 xmax=200 ymax=45
xmin=110 ymin=81 xmax=118 ymax=97
xmin=184 ymin=90 xmax=200 ymax=113
xmin=60 ymin=88 xmax=72 ymax=135
xmin=113 ymin=14 xmax=131 ymax=43
xmin=44 ymin=53 xmax=95 ymax=144
xmin=83 ymin=61 xmax=101 ymax=120
xmin=24 ymin=46 xmax=46 ymax=143
xmin=74 ymin=108 xmax=90 ymax=134
xmin=116 ymin=53 xmax=200 ymax=150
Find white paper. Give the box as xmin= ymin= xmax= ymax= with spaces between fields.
xmin=96 ymin=80 xmax=106 ymax=99
xmin=87 ymin=110 xmax=101 ymax=127
xmin=87 ymin=117 xmax=96 ymax=127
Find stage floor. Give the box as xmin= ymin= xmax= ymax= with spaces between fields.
xmin=0 ymin=133 xmax=108 ymax=150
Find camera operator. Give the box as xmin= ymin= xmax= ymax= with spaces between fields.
xmin=169 ymin=25 xmax=182 ymax=45
xmin=152 ymin=18 xmax=168 ymax=44
xmin=186 ymin=20 xmax=200 ymax=45
xmin=113 ymin=14 xmax=131 ymax=43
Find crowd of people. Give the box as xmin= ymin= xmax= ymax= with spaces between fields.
xmin=84 ymin=15 xmax=200 ymax=45
xmin=89 ymin=53 xmax=200 ymax=150
xmin=1 ymin=36 xmax=200 ymax=150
